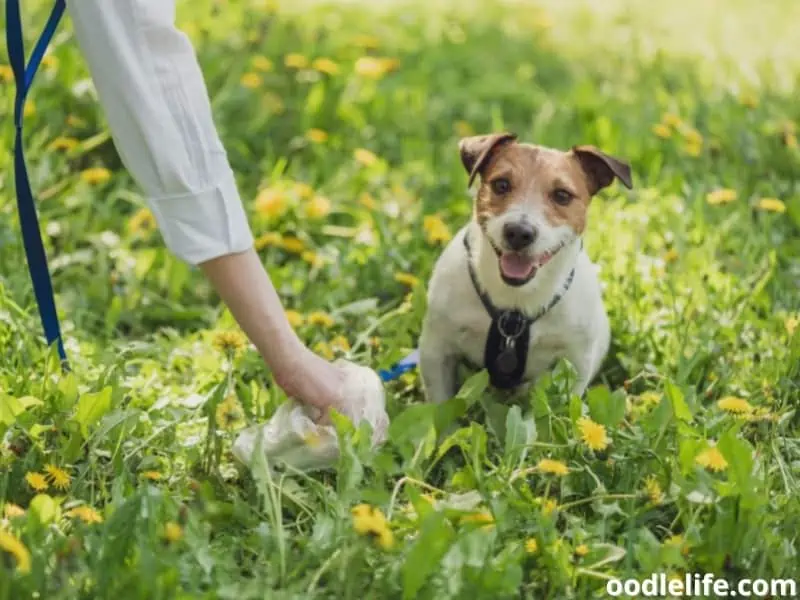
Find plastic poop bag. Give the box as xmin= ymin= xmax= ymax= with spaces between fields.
xmin=231 ymin=359 xmax=389 ymax=472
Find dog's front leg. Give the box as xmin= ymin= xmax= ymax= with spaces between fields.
xmin=419 ymin=335 xmax=459 ymax=404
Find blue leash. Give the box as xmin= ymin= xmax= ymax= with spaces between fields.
xmin=7 ymin=0 xmax=69 ymax=368
xmin=6 ymin=0 xmax=418 ymax=381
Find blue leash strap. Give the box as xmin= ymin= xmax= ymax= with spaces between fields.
xmin=7 ymin=0 xmax=69 ymax=367
xmin=378 ymin=349 xmax=419 ymax=382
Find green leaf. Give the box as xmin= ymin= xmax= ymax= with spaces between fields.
xmin=587 ymin=385 xmax=626 ymax=428
xmin=504 ymin=405 xmax=535 ymax=465
xmin=664 ymin=380 xmax=692 ymax=422
xmin=30 ymin=494 xmax=61 ymax=525
xmin=718 ymin=428 xmax=754 ymax=490
xmin=0 ymin=395 xmax=25 ymax=426
xmin=74 ymin=386 xmax=113 ymax=439
xmin=402 ymin=511 xmax=456 ymax=599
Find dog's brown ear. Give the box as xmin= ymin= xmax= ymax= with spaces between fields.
xmin=572 ymin=145 xmax=633 ymax=195
xmin=459 ymin=133 xmax=517 ymax=187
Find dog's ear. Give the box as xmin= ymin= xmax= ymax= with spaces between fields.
xmin=571 ymin=145 xmax=633 ymax=195
xmin=459 ymin=133 xmax=517 ymax=188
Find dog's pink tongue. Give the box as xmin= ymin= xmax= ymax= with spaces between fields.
xmin=500 ymin=253 xmax=536 ymax=280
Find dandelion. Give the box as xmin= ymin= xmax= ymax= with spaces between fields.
xmin=706 ymin=188 xmax=737 ymax=205
xmin=643 ymin=475 xmax=664 ymax=505
xmin=541 ymin=498 xmax=558 ymax=515
xmin=293 ymin=182 xmax=315 ymax=198
xmin=215 ymin=394 xmax=245 ymax=430
xmin=663 ymin=248 xmax=679 ymax=263
xmin=454 ymin=120 xmax=474 ymax=137
xmin=128 ymin=207 xmax=156 ymax=235
xmin=394 ymin=272 xmax=419 ymax=287
xmin=41 ymin=54 xmax=58 ymax=70
xmin=254 ymin=188 xmax=287 ymax=219
xmin=330 ymin=336 xmax=351 ymax=353
xmin=66 ymin=505 xmax=103 ymax=524
xmin=717 ymin=396 xmax=753 ymax=414
xmin=139 ymin=471 xmax=162 ymax=481
xmin=314 ymin=341 xmax=333 ymax=360
xmin=163 ymin=522 xmax=183 ymax=543
xmin=525 ymin=538 xmax=539 ymax=554
xmin=683 ymin=142 xmax=702 ymax=157
xmin=784 ymin=131 xmax=798 ymax=150
xmin=312 ymin=57 xmax=340 ymax=75
xmin=575 ymin=544 xmax=589 ymax=557
xmin=359 ymin=193 xmax=377 ymax=210
xmin=460 ymin=511 xmax=495 ymax=530
xmin=24 ymin=100 xmax=35 ymax=117
xmin=302 ymin=250 xmax=324 ymax=268
xmin=285 ymin=310 xmax=304 ymax=328
xmin=351 ymin=504 xmax=394 ymax=549
xmin=0 ymin=529 xmax=31 ymax=574
xmin=3 ymin=504 xmax=25 ymax=519
xmin=682 ymin=127 xmax=703 ymax=146
xmin=576 ymin=417 xmax=611 ymax=451
xmin=251 ymin=56 xmax=274 ymax=72
xmin=240 ymin=72 xmax=262 ymax=89
xmin=354 ymin=56 xmax=399 ymax=79
xmin=786 ymin=316 xmax=798 ymax=336
xmin=652 ymin=124 xmax=671 ymax=139
xmin=305 ymin=128 xmax=329 ymax=143
xmin=25 ymin=472 xmax=49 ymax=492
xmin=305 ymin=195 xmax=332 ymax=219
xmin=211 ymin=330 xmax=247 ymax=355
xmin=739 ymin=91 xmax=758 ymax=108
xmin=662 ymin=113 xmax=682 ymax=127
xmin=536 ymin=458 xmax=569 ymax=476
xmin=423 ymin=214 xmax=452 ymax=244
xmin=48 ymin=136 xmax=79 ymax=152
xmin=352 ymin=34 xmax=380 ymax=49
xmin=284 ymin=53 xmax=309 ymax=69
xmin=695 ymin=446 xmax=728 ymax=472
xmin=755 ymin=197 xmax=786 ymax=213
xmin=44 ymin=464 xmax=71 ymax=491
xmin=254 ymin=232 xmax=283 ymax=250
xmin=280 ymin=236 xmax=305 ymax=254
xmin=307 ymin=311 xmax=335 ymax=328
xmin=80 ymin=167 xmax=112 ymax=185
xmin=67 ymin=114 xmax=87 ymax=128
xmin=354 ymin=148 xmax=379 ymax=167
xmin=0 ymin=64 xmax=13 ymax=83
xmin=665 ymin=535 xmax=690 ymax=556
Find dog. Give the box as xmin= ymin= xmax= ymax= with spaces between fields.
xmin=419 ymin=132 xmax=632 ymax=403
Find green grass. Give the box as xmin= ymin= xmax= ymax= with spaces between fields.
xmin=1 ymin=0 xmax=799 ymax=598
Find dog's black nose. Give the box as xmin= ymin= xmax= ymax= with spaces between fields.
xmin=502 ymin=222 xmax=536 ymax=250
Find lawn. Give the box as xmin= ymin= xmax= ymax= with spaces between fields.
xmin=1 ymin=0 xmax=799 ymax=598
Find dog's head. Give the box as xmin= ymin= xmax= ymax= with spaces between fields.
xmin=459 ymin=133 xmax=632 ymax=287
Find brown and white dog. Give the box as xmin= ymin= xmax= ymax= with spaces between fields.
xmin=419 ymin=133 xmax=632 ymax=403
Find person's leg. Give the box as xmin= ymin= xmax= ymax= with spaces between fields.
xmin=64 ymin=0 xmax=350 ymax=413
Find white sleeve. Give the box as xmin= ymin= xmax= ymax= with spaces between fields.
xmin=65 ymin=0 xmax=254 ymax=265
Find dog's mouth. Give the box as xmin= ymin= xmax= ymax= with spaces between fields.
xmin=494 ymin=241 xmax=567 ymax=287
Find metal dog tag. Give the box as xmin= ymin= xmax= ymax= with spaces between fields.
xmin=496 ymin=340 xmax=518 ymax=374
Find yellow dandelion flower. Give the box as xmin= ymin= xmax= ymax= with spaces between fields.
xmin=312 ymin=57 xmax=340 ymax=75
xmin=423 ymin=214 xmax=452 ymax=245
xmin=262 ymin=91 xmax=285 ymax=115
xmin=251 ymin=56 xmax=274 ymax=72
xmin=280 ymin=236 xmax=305 ymax=254
xmin=212 ymin=330 xmax=247 ymax=355
xmin=786 ymin=316 xmax=798 ymax=336
xmin=307 ymin=311 xmax=335 ymax=328
xmin=695 ymin=446 xmax=728 ymax=472
xmin=756 ymin=197 xmax=786 ymax=213
xmin=541 ymin=498 xmax=558 ymax=515
xmin=215 ymin=394 xmax=245 ymax=430
xmin=575 ymin=544 xmax=589 ymax=557
xmin=665 ymin=535 xmax=690 ymax=556
xmin=128 ymin=207 xmax=156 ymax=235
xmin=284 ymin=53 xmax=309 ymax=69
xmin=331 ymin=335 xmax=350 ymax=353
xmin=301 ymin=250 xmax=324 ymax=268
xmin=354 ymin=148 xmax=379 ymax=167
xmin=0 ymin=529 xmax=31 ymax=574
xmin=525 ymin=538 xmax=538 ymax=554
xmin=352 ymin=34 xmax=380 ymax=49
xmin=41 ymin=54 xmax=59 ymax=71
xmin=717 ymin=396 xmax=753 ymax=414
xmin=683 ymin=142 xmax=702 ymax=157
xmin=359 ymin=192 xmax=377 ymax=210
xmin=662 ymin=113 xmax=682 ymax=127
xmin=306 ymin=128 xmax=328 ymax=143
xmin=24 ymin=100 xmax=35 ymax=117
xmin=293 ymin=182 xmax=315 ymax=198
xmin=394 ymin=272 xmax=419 ymax=287
xmin=305 ymin=195 xmax=332 ymax=219
xmin=66 ymin=114 xmax=87 ymax=128
xmin=48 ymin=136 xmax=79 ymax=152
xmin=285 ymin=310 xmax=304 ymax=328
xmin=351 ymin=503 xmax=394 ymax=550
xmin=706 ymin=188 xmax=737 ymax=205
xmin=3 ymin=503 xmax=25 ymax=519
xmin=139 ymin=471 xmax=162 ymax=481
xmin=314 ymin=341 xmax=333 ymax=360
xmin=25 ymin=472 xmax=49 ymax=492
xmin=784 ymin=131 xmax=798 ymax=150
xmin=0 ymin=64 xmax=13 ymax=83
xmin=44 ymin=464 xmax=71 ymax=491
xmin=536 ymin=458 xmax=569 ymax=476
xmin=163 ymin=522 xmax=183 ymax=543
xmin=663 ymin=248 xmax=679 ymax=263
xmin=460 ymin=511 xmax=495 ymax=530
xmin=66 ymin=505 xmax=103 ymax=524
xmin=652 ymin=124 xmax=671 ymax=139
xmin=681 ymin=127 xmax=703 ymax=145
xmin=240 ymin=72 xmax=262 ymax=89
xmin=354 ymin=56 xmax=398 ymax=79
xmin=454 ymin=120 xmax=474 ymax=138
xmin=80 ymin=167 xmax=112 ymax=185
xmin=576 ymin=417 xmax=611 ymax=451
xmin=643 ymin=475 xmax=664 ymax=505
xmin=254 ymin=232 xmax=283 ymax=250
xmin=254 ymin=188 xmax=287 ymax=219
xmin=739 ymin=91 xmax=758 ymax=108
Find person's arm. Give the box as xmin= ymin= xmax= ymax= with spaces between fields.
xmin=64 ymin=0 xmax=342 ymax=410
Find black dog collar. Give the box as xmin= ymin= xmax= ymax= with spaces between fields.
xmin=463 ymin=232 xmax=578 ymax=389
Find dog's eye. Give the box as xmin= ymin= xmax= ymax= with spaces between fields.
xmin=491 ymin=178 xmax=511 ymax=195
xmin=552 ymin=188 xmax=574 ymax=206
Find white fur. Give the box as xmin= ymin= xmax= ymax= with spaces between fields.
xmin=419 ymin=220 xmax=610 ymax=403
